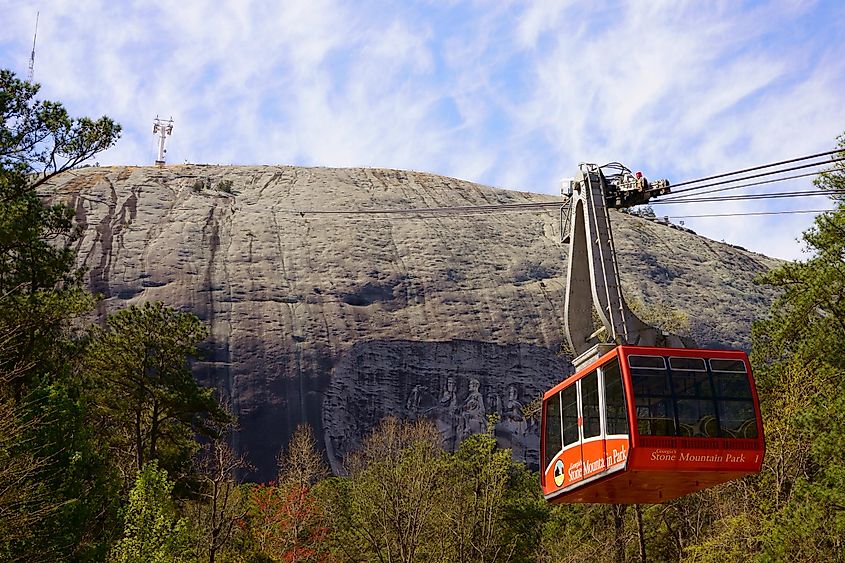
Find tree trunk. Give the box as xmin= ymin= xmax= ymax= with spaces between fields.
xmin=149 ymin=400 xmax=160 ymax=460
xmin=134 ymin=406 xmax=143 ymax=470
xmin=613 ymin=504 xmax=627 ymax=563
xmin=635 ymin=504 xmax=647 ymax=562
xmin=209 ymin=478 xmax=220 ymax=563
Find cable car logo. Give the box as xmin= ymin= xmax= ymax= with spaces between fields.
xmin=553 ymin=460 xmax=565 ymax=487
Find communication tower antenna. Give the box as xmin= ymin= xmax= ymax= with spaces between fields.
xmin=28 ymin=11 xmax=39 ymax=83
xmin=152 ymin=115 xmax=174 ymax=166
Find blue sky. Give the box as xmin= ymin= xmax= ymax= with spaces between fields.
xmin=2 ymin=0 xmax=844 ymax=259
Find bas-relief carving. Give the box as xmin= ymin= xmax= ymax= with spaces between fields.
xmin=401 ymin=376 xmax=539 ymax=463
xmin=407 ymin=377 xmax=535 ymax=455
xmin=323 ymin=340 xmax=569 ymax=474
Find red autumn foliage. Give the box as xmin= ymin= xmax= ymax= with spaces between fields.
xmin=245 ymin=482 xmax=330 ymax=562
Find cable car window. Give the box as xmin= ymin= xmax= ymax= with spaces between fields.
xmin=710 ymin=359 xmax=746 ymax=372
xmin=629 ymin=355 xmax=666 ymax=369
xmin=629 ymin=356 xmax=671 ymax=397
xmin=675 ymin=399 xmax=719 ymax=437
xmin=710 ymin=359 xmax=757 ymax=437
xmin=670 ymin=357 xmax=718 ymax=437
xmin=710 ymin=359 xmax=753 ymax=399
xmin=712 ymin=373 xmax=753 ymax=399
xmin=628 ymin=356 xmax=676 ymax=436
xmin=669 ymin=357 xmax=707 ymax=371
xmin=604 ymin=359 xmax=628 ymax=435
xmin=543 ymin=393 xmax=562 ymax=469
xmin=669 ymin=357 xmax=711 ymax=397
xmin=582 ymin=371 xmax=601 ymax=439
xmin=718 ymin=400 xmax=758 ymax=438
xmin=562 ymin=385 xmax=580 ymax=446
xmin=636 ymin=397 xmax=677 ymax=436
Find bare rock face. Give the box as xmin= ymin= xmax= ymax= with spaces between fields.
xmin=44 ymin=165 xmax=780 ymax=480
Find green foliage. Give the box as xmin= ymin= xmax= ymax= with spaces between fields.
xmin=444 ymin=426 xmax=548 ymax=562
xmin=110 ymin=461 xmax=191 ymax=563
xmin=0 ymin=398 xmax=48 ymax=557
xmin=739 ymin=145 xmax=845 ymax=560
xmin=189 ymin=178 xmax=236 ymax=196
xmin=0 ymin=101 xmax=99 ymax=396
xmin=753 ymin=211 xmax=845 ymax=372
xmin=323 ymin=417 xmax=446 ymax=562
xmin=682 ymin=512 xmax=757 ymax=562
xmin=540 ymin=503 xmax=623 ymax=562
xmin=312 ymin=418 xmax=549 ymax=562
xmin=0 ymin=68 xmax=123 ymax=561
xmin=0 ymin=66 xmax=109 ymax=397
xmin=1 ymin=355 xmax=122 ymax=560
xmin=814 ymin=134 xmax=845 ymax=201
xmin=0 ymin=69 xmax=121 ymax=186
xmin=627 ymin=297 xmax=691 ymax=337
xmin=4 ymin=383 xmax=123 ymax=562
xmin=84 ymin=301 xmax=229 ymax=489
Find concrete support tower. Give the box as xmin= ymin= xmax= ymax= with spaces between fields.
xmin=153 ymin=116 xmax=174 ymax=166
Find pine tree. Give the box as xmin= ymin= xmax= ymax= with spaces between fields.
xmin=750 ymin=141 xmax=845 ymax=560
xmin=84 ymin=301 xmax=229 ymax=489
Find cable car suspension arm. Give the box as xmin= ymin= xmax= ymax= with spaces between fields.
xmin=561 ymin=163 xmax=691 ymax=368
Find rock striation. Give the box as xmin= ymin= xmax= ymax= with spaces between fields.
xmin=44 ymin=165 xmax=780 ymax=480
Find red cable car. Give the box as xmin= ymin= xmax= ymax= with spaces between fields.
xmin=545 ymin=163 xmax=766 ymax=503
xmin=541 ymin=345 xmax=764 ymax=504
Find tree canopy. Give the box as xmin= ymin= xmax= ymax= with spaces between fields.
xmin=0 ymin=69 xmax=119 ymax=398
xmin=748 ymin=138 xmax=845 ymax=559
xmin=85 ymin=301 xmax=229 ymax=488
xmin=110 ymin=461 xmax=191 ymax=563
xmin=0 ymin=68 xmax=122 ymax=561
xmin=0 ymin=69 xmax=227 ymax=561
xmin=0 ymin=69 xmax=120 ymax=186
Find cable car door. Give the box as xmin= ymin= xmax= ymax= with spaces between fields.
xmin=558 ymin=384 xmax=582 ymax=486
xmin=579 ymin=370 xmax=607 ymax=482
xmin=601 ymin=358 xmax=630 ymax=472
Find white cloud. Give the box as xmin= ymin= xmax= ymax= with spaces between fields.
xmin=1 ymin=0 xmax=844 ymax=259
xmin=504 ymin=1 xmax=845 ymax=259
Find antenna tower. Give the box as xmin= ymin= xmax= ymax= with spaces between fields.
xmin=28 ymin=11 xmax=39 ymax=83
xmin=152 ymin=115 xmax=174 ymax=166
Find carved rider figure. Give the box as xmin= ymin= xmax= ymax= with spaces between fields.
xmin=460 ymin=378 xmax=486 ymax=439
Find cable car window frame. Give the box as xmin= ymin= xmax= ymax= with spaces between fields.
xmin=543 ymin=392 xmax=563 ymax=470
xmin=626 ymin=352 xmax=760 ymax=440
xmin=709 ymin=359 xmax=754 ymax=399
xmin=561 ymin=384 xmax=580 ymax=447
xmin=581 ymin=371 xmax=602 ymax=440
xmin=602 ymin=358 xmax=628 ymax=436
